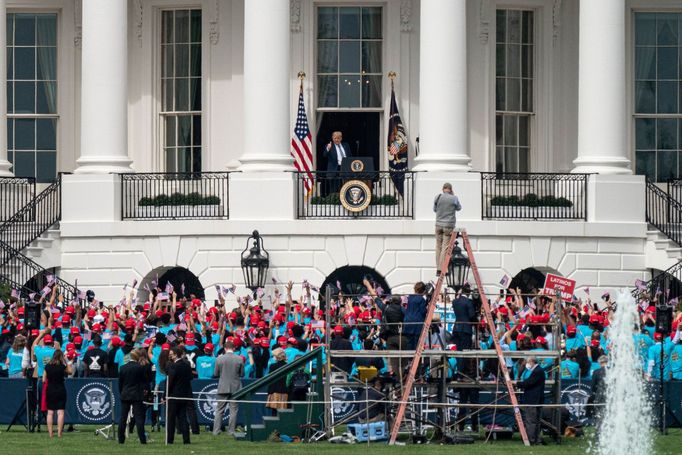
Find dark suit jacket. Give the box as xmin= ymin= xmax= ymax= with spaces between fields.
xmin=451 ymin=296 xmax=476 ymax=334
xmin=404 ymin=295 xmax=428 ymax=336
xmin=322 ymin=142 xmax=351 ymax=171
xmin=591 ymin=366 xmax=606 ymax=403
xmin=167 ymin=358 xmax=193 ymax=398
xmin=118 ymin=361 xmax=151 ymax=402
xmin=518 ymin=365 xmax=546 ymax=404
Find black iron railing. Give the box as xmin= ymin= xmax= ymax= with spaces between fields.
xmin=0 ymin=176 xmax=35 ymax=222
xmin=632 ymin=261 xmax=682 ymax=301
xmin=295 ymin=171 xmax=415 ymax=219
xmin=0 ymin=241 xmax=77 ymax=301
xmin=121 ymin=172 xmax=230 ymax=220
xmin=0 ymin=174 xmax=62 ymax=254
xmin=481 ymin=173 xmax=588 ymax=221
xmin=646 ymin=178 xmax=682 ymax=246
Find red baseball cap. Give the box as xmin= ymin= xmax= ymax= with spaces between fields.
xmin=74 ymin=335 xmax=83 ymax=345
xmin=333 ymin=325 xmax=343 ymax=334
xmin=92 ymin=323 xmax=103 ymax=333
xmin=111 ymin=336 xmax=122 ymax=347
xmin=654 ymin=332 xmax=663 ymax=341
xmin=87 ymin=309 xmax=96 ymax=318
xmin=259 ymin=338 xmax=270 ymax=348
xmin=155 ymin=310 xmax=164 ymax=318
xmin=498 ymin=306 xmax=509 ymax=315
xmin=17 ymin=307 xmax=25 ymax=315
xmin=204 ymin=343 xmax=214 ymax=353
xmin=43 ymin=334 xmax=54 ymax=344
xmin=70 ymin=327 xmax=80 ymax=335
xmin=210 ymin=321 xmax=219 ymax=331
xmin=185 ymin=333 xmax=195 ymax=345
xmin=31 ymin=329 xmax=40 ymax=337
xmin=591 ymin=339 xmax=601 ymax=347
xmin=54 ymin=321 xmax=62 ymax=328
xmin=534 ymin=336 xmax=547 ymax=345
xmin=66 ymin=343 xmax=75 ymax=351
xmin=161 ymin=343 xmax=171 ymax=351
xmin=287 ymin=337 xmax=297 ymax=346
xmin=566 ymin=325 xmax=577 ymax=335
xmin=277 ymin=336 xmax=287 ymax=347
xmin=62 ymin=314 xmax=71 ymax=324
xmin=125 ymin=319 xmax=135 ymax=329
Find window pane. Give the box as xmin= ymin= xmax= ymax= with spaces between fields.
xmin=177 ymin=147 xmax=191 ymax=173
xmin=361 ymin=75 xmax=381 ymax=107
xmin=635 ymin=80 xmax=656 ymax=113
xmin=339 ymin=8 xmax=360 ymax=39
xmin=175 ymin=44 xmax=189 ymax=77
xmin=658 ymin=150 xmax=678 ymax=181
xmin=192 ymin=115 xmax=201 ymax=145
xmin=36 ymin=151 xmax=56 ymax=183
xmin=506 ymin=44 xmax=520 ymax=77
xmin=506 ymin=78 xmax=520 ymax=111
xmin=339 ymin=41 xmax=360 ymax=73
xmin=35 ymin=14 xmax=56 ymax=46
xmin=636 ymin=150 xmax=655 ymax=181
xmin=175 ymin=10 xmax=189 ymax=43
xmin=522 ymin=11 xmax=533 ymax=44
xmin=165 ymin=148 xmax=176 ymax=172
xmin=317 ymin=75 xmax=337 ymax=107
xmin=495 ymin=78 xmax=505 ymax=110
xmin=657 ymin=14 xmax=678 ymax=46
xmin=7 ymin=82 xmax=13 ymax=113
xmin=190 ymin=10 xmax=201 ymax=43
xmin=657 ymin=118 xmax=678 ymax=149
xmin=495 ymin=146 xmax=504 ymax=173
xmin=508 ymin=10 xmax=521 ymax=43
xmin=519 ymin=147 xmax=530 ymax=173
xmin=504 ymin=116 xmax=518 ymax=146
xmin=521 ymin=45 xmax=533 ymax=78
xmin=519 ymin=116 xmax=529 ymax=147
xmin=505 ymin=146 xmax=518 ymax=172
xmin=317 ymin=41 xmax=338 ymax=73
xmin=635 ymin=13 xmax=656 ymax=45
xmin=318 ymin=7 xmax=338 ymax=39
xmin=339 ymin=76 xmax=361 ymax=107
xmin=162 ymin=11 xmax=174 ymax=43
xmin=495 ymin=115 xmax=503 ymax=143
xmin=7 ymin=14 xmax=12 ymax=46
xmin=190 ymin=78 xmax=201 ymax=111
xmin=521 ymin=79 xmax=533 ymax=112
xmin=163 ymin=79 xmax=173 ymax=111
xmin=361 ymin=7 xmax=382 ymax=39
xmin=496 ymin=44 xmax=505 ymax=77
xmin=636 ymin=118 xmax=655 ymax=150
xmin=162 ymin=45 xmax=173 ymax=78
xmin=635 ymin=47 xmax=656 ymax=80
xmin=37 ymin=47 xmax=56 ymax=80
xmin=496 ymin=10 xmax=506 ymax=43
xmin=15 ymin=118 xmax=35 ymax=150
xmin=14 ymin=81 xmax=35 ymax=114
xmin=14 ymin=14 xmax=35 ymax=46
xmin=7 ymin=119 xmax=13 ymax=150
xmin=175 ymin=78 xmax=189 ymax=111
xmin=14 ymin=47 xmax=35 ymax=80
xmin=190 ymin=43 xmax=201 ymax=77
xmin=657 ymin=81 xmax=678 ymax=114
xmin=36 ymin=118 xmax=56 ymax=150
xmin=178 ymin=115 xmax=191 ymax=146
xmin=361 ymin=41 xmax=381 ymax=73
xmin=36 ymin=81 xmax=56 ymax=114
xmin=6 ymin=48 xmax=12 ymax=80
xmin=658 ymin=47 xmax=678 ymax=80
xmin=165 ymin=116 xmax=176 ymax=147
xmin=13 ymin=151 xmax=34 ymax=178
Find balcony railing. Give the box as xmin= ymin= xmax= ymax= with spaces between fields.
xmin=294 ymin=171 xmax=415 ymax=219
xmin=0 ymin=176 xmax=35 ymax=222
xmin=481 ymin=172 xmax=588 ymax=221
xmin=647 ymin=178 xmax=682 ymax=245
xmin=121 ymin=172 xmax=230 ymax=220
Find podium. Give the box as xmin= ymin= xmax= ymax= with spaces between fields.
xmin=340 ymin=157 xmax=376 ymax=181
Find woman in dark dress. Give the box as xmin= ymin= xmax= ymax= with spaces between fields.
xmin=43 ymin=350 xmax=73 ymax=438
xmin=265 ymin=348 xmax=288 ymax=416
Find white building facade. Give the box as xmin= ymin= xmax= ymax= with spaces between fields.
xmin=2 ymin=0 xmax=681 ymax=303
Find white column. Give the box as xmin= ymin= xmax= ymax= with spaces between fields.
xmin=414 ymin=0 xmax=470 ymax=171
xmin=238 ymin=0 xmax=293 ymax=171
xmin=0 ymin=0 xmax=11 ymax=176
xmin=74 ymin=0 xmax=132 ymax=174
xmin=572 ymin=0 xmax=630 ymax=174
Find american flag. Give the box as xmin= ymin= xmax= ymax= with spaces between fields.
xmin=291 ymin=85 xmax=314 ymax=196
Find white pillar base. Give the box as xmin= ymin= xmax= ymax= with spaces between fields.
xmin=237 ymin=154 xmax=294 ymax=172
xmin=0 ymin=159 xmax=11 ymax=176
xmin=229 ymin=172 xmax=295 ymax=220
xmin=412 ymin=154 xmax=472 ymax=172
xmin=571 ymin=156 xmax=632 ymax=175
xmin=61 ymin=173 xmax=121 ymax=221
xmin=74 ymin=155 xmax=133 ymax=174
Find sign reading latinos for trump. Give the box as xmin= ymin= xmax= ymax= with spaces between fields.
xmin=542 ymin=273 xmax=576 ymax=302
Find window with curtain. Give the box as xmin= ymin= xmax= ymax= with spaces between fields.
xmin=7 ymin=13 xmax=58 ymax=183
xmin=161 ymin=9 xmax=201 ymax=173
xmin=316 ymin=6 xmax=382 ymax=108
xmin=495 ymin=9 xmax=534 ymax=174
xmin=634 ymin=12 xmax=682 ymax=182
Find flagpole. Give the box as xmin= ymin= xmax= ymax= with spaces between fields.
xmin=297 ymin=70 xmax=313 ymax=200
xmin=388 ymin=70 xmax=396 ymax=91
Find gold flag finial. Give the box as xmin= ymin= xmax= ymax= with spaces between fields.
xmin=388 ymin=71 xmax=397 ymax=80
xmin=298 ymin=71 xmax=306 ymax=80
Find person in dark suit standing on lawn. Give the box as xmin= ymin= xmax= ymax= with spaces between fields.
xmin=118 ymin=349 xmax=150 ymax=444
xmin=166 ymin=346 xmax=193 ymax=444
xmin=517 ymin=356 xmax=546 ymax=445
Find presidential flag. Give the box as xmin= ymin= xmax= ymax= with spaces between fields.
xmin=291 ymin=84 xmax=314 ymax=196
xmin=387 ymin=81 xmax=408 ymax=196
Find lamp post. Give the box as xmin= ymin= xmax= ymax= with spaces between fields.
xmin=446 ymin=239 xmax=470 ymax=290
xmin=240 ymin=230 xmax=269 ymax=293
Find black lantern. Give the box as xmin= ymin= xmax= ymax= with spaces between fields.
xmin=240 ymin=230 xmax=269 ymax=291
xmin=446 ymin=240 xmax=470 ymax=290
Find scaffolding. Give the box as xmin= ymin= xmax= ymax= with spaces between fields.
xmin=320 ymin=229 xmax=564 ymax=444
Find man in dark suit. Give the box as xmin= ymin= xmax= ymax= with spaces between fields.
xmin=213 ymin=340 xmax=244 ymax=436
xmin=166 ymin=346 xmax=193 ymax=444
xmin=322 ymin=131 xmax=352 ymax=194
xmin=451 ymin=286 xmax=476 ymax=351
xmin=590 ymin=355 xmax=608 ymax=426
xmin=118 ymin=349 xmax=150 ymax=444
xmin=403 ymin=282 xmax=428 ymax=350
xmin=517 ymin=356 xmax=546 ymax=445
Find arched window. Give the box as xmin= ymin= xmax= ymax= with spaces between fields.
xmin=320 ymin=265 xmax=390 ymax=298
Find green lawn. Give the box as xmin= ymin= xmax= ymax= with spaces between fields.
xmin=0 ymin=426 xmax=679 ymax=454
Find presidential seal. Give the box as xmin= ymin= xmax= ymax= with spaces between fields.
xmin=76 ymin=382 xmax=112 ymax=422
xmin=561 ymin=383 xmax=592 ymax=424
xmin=350 ymin=159 xmax=365 ymax=172
xmin=330 ymin=386 xmax=358 ymax=422
xmin=340 ymin=180 xmax=371 ymax=213
xmin=197 ymin=384 xmax=229 ymax=423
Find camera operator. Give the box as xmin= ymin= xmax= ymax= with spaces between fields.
xmin=365 ymin=279 xmax=408 ymax=376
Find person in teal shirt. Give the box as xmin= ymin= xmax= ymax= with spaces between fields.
xmin=560 ymin=351 xmax=580 ymax=379
xmin=196 ymin=344 xmax=216 ymax=379
xmin=647 ymin=333 xmax=673 ymax=380
xmin=670 ymin=340 xmax=682 ymax=380
xmin=634 ymin=329 xmax=654 ymax=371
xmin=6 ymin=335 xmax=26 ymax=378
xmin=33 ymin=333 xmax=56 ymax=378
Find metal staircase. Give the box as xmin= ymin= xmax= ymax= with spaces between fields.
xmin=0 ymin=174 xmax=76 ymax=300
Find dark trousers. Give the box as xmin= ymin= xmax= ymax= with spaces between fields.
xmin=118 ymin=400 xmax=146 ymax=444
xmin=166 ymin=399 xmax=190 ymax=444
xmin=186 ymin=400 xmax=199 ymax=434
xmin=523 ymin=406 xmax=542 ymax=444
xmin=456 ymin=388 xmax=480 ymax=431
xmin=386 ymin=334 xmax=409 ymax=376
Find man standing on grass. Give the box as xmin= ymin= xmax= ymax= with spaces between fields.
xmin=213 ymin=340 xmax=243 ymax=437
xmin=433 ymin=182 xmax=461 ymax=275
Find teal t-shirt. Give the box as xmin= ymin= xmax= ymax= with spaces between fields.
xmin=34 ymin=346 xmax=55 ymax=377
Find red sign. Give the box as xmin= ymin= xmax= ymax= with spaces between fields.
xmin=542 ymin=273 xmax=576 ymax=302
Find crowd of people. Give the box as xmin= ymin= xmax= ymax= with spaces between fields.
xmin=1 ymin=276 xmax=682 ymax=445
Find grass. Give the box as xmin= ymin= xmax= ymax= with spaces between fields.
xmin=0 ymin=426 xmax=680 ymax=455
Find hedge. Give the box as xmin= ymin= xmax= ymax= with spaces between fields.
xmin=490 ymin=194 xmax=573 ymax=207
xmin=138 ymin=192 xmax=221 ymax=207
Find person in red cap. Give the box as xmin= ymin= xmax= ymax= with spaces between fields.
xmin=196 ymin=343 xmax=216 ymax=379
xmin=564 ymin=325 xmax=585 ymax=352
xmin=32 ymin=328 xmax=57 ymax=379
xmin=647 ymin=332 xmax=673 ymax=381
